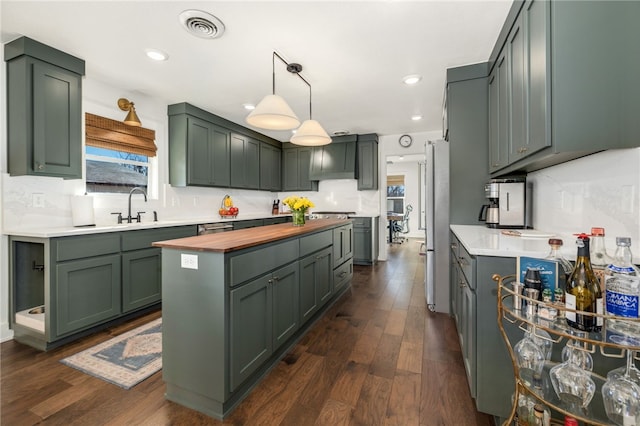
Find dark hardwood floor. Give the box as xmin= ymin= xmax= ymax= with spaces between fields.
xmin=1 ymin=239 xmax=495 ymax=425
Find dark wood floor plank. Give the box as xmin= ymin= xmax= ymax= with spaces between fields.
xmin=1 ymin=238 xmax=495 ymax=426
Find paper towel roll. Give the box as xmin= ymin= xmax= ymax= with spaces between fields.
xmin=71 ymin=195 xmax=95 ymax=227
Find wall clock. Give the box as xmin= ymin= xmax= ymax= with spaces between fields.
xmin=399 ymin=134 xmax=412 ymax=148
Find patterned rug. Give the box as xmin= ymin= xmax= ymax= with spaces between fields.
xmin=60 ymin=318 xmax=162 ymax=389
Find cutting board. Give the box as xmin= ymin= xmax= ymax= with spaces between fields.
xmin=501 ymin=229 xmax=556 ymax=238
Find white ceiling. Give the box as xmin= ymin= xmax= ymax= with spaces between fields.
xmin=1 ymin=1 xmax=512 ymax=142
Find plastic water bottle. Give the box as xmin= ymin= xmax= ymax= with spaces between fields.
xmin=604 ymin=237 xmax=640 ymax=339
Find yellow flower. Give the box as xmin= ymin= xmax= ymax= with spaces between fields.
xmin=283 ymin=196 xmax=314 ymax=212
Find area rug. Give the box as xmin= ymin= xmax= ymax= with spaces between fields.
xmin=60 ymin=318 xmax=162 ymax=389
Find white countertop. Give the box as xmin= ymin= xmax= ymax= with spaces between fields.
xmin=3 ymin=212 xmax=380 ymax=239
xmin=3 ymin=213 xmax=292 ymax=238
xmin=450 ymin=224 xmax=640 ymax=264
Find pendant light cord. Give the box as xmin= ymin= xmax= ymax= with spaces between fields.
xmin=272 ymin=51 xmax=313 ymax=120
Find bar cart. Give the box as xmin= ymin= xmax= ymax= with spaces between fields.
xmin=494 ymin=274 xmax=640 ymax=426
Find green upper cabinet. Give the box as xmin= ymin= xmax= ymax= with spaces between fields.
xmin=309 ymin=135 xmax=357 ymax=180
xmin=5 ymin=37 xmax=85 ymax=179
xmin=230 ymin=133 xmax=260 ymax=189
xmin=168 ymin=103 xmax=283 ymax=190
xmin=357 ymin=133 xmax=378 ymax=190
xmin=488 ymin=53 xmax=509 ymax=173
xmin=488 ymin=0 xmax=640 ymax=176
xmin=282 ymin=143 xmax=318 ymax=192
xmin=259 ymin=142 xmax=282 ymax=191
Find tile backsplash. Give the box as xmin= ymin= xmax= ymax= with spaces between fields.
xmin=528 ymin=147 xmax=640 ymax=252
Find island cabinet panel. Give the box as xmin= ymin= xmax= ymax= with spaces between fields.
xmin=333 ymin=223 xmax=354 ymax=268
xmin=158 ymin=220 xmax=353 ymax=420
xmin=230 ymin=273 xmax=273 ymax=391
xmin=333 ymin=257 xmax=353 ymax=294
xmin=229 ymin=239 xmax=298 ymax=286
xmin=5 ymin=36 xmax=85 ymax=179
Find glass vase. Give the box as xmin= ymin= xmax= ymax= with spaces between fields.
xmin=292 ymin=210 xmax=305 ymax=226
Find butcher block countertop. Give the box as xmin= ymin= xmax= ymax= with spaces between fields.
xmin=152 ymin=218 xmax=351 ymax=253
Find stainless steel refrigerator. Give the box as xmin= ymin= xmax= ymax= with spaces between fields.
xmin=424 ymin=140 xmax=450 ymax=313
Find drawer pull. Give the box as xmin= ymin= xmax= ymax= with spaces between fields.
xmin=339 ymin=271 xmax=348 ymax=278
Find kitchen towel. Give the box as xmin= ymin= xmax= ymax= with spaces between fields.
xmin=71 ymin=195 xmax=95 ymax=227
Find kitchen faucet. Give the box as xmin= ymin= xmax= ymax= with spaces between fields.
xmin=127 ymin=187 xmax=147 ymax=223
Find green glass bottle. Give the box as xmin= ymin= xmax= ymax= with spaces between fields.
xmin=565 ymin=234 xmax=604 ymax=332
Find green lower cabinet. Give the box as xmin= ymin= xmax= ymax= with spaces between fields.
xmin=333 ymin=258 xmax=353 ymax=294
xmin=230 ymin=261 xmax=299 ymax=391
xmin=271 ymin=263 xmax=299 ymax=349
xmin=230 ymin=273 xmax=273 ymax=391
xmin=299 ymin=246 xmax=333 ymax=323
xmin=122 ymin=247 xmax=161 ymax=313
xmin=54 ymin=254 xmax=121 ymax=337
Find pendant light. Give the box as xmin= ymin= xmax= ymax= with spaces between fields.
xmin=246 ymin=53 xmax=300 ymax=130
xmin=290 ymin=78 xmax=331 ymax=146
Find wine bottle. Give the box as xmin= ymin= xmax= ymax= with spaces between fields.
xmin=565 ymin=234 xmax=604 ymax=332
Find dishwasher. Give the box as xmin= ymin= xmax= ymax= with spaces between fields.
xmin=197 ymin=223 xmax=234 ymax=235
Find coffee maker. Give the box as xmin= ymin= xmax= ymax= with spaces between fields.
xmin=478 ymin=178 xmax=532 ymax=229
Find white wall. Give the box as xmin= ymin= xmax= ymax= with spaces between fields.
xmin=528 ymin=148 xmax=640 ymax=252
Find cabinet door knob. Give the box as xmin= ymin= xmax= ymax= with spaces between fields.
xmin=36 ymin=163 xmax=44 ymax=170
xmin=459 ymin=280 xmax=467 ymax=288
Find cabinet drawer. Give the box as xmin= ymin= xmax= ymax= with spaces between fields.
xmin=458 ymin=243 xmax=476 ymax=289
xmin=333 ymin=258 xmax=353 ymax=293
xmin=299 ymin=230 xmax=332 ymax=258
xmin=230 ymin=239 xmax=299 ymax=286
xmin=122 ymin=226 xmax=196 ymax=251
xmin=54 ymin=233 xmax=120 ymax=262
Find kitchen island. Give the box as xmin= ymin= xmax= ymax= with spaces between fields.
xmin=152 ymin=219 xmax=354 ymax=420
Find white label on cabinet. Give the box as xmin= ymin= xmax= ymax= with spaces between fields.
xmin=181 ymin=253 xmax=198 ymax=270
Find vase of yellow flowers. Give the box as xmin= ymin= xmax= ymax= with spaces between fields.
xmin=283 ymin=196 xmax=314 ymax=226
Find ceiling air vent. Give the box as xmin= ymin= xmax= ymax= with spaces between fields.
xmin=179 ymin=10 xmax=225 ymax=39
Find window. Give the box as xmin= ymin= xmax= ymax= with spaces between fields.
xmin=85 ymin=113 xmax=157 ymax=194
xmin=386 ymin=175 xmax=405 ymax=213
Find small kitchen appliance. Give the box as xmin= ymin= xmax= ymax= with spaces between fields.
xmin=479 ymin=178 xmax=532 ymax=229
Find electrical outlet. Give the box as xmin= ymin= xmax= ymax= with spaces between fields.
xmin=33 ymin=193 xmax=45 ymax=208
xmin=180 ymin=253 xmax=198 ymax=270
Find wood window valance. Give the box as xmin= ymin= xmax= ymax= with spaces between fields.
xmin=387 ymin=175 xmax=405 ymax=186
xmin=85 ymin=113 xmax=157 ymax=157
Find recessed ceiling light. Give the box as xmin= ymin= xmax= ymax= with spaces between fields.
xmin=243 ymin=103 xmax=255 ymax=110
xmin=411 ymin=115 xmax=423 ymax=121
xmin=403 ymin=75 xmax=422 ymax=85
xmin=145 ymin=49 xmax=168 ymax=61
xmin=332 ymin=130 xmax=350 ymax=136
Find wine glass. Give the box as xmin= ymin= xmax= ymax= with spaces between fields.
xmin=550 ymin=336 xmax=596 ymax=408
xmin=602 ymin=349 xmax=640 ymax=426
xmin=526 ymin=327 xmax=553 ymax=361
xmin=607 ymin=351 xmax=640 ymax=385
xmin=514 ymin=332 xmax=545 ymax=376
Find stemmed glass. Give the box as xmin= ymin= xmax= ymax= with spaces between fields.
xmin=607 ymin=350 xmax=640 ymax=385
xmin=602 ymin=349 xmax=640 ymax=426
xmin=550 ymin=335 xmax=596 ymax=409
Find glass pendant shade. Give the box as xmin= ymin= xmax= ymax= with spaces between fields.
xmin=245 ymin=94 xmax=300 ymax=130
xmin=290 ymin=119 xmax=331 ymax=146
